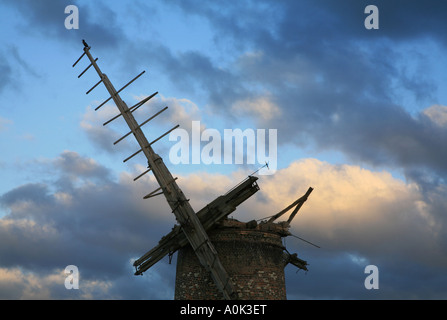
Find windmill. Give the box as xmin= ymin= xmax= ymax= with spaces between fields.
xmin=72 ymin=40 xmax=313 ymax=300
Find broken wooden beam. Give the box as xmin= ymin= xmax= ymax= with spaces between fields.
xmin=268 ymin=187 xmax=313 ymax=223
xmin=283 ymin=252 xmax=308 ymax=271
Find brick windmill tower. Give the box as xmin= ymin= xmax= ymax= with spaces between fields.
xmin=73 ymin=41 xmax=313 ymax=300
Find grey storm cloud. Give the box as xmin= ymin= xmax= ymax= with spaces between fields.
xmin=171 ymin=0 xmax=447 ymax=47
xmin=2 ymin=151 xmax=447 ymax=299
xmin=159 ymin=0 xmax=447 ymax=185
xmin=0 ymin=151 xmax=177 ymax=298
xmin=3 ymin=0 xmax=124 ymax=49
xmin=0 ymin=51 xmax=13 ymax=95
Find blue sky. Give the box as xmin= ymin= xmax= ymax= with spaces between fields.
xmin=1 ymin=0 xmax=447 ymax=300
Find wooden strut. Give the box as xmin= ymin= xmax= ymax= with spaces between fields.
xmin=72 ymin=51 xmax=86 ymax=67
xmin=133 ymin=168 xmax=152 ymax=181
xmin=86 ymin=79 xmax=103 ymax=94
xmin=76 ymin=43 xmax=239 ymax=300
xmin=114 ymin=106 xmax=168 ymax=145
xmin=95 ymin=70 xmax=145 ymax=111
xmin=143 ymin=177 xmax=178 ymax=199
xmin=122 ymin=125 xmax=179 ymax=163
xmin=103 ymin=91 xmax=159 ymax=126
xmin=268 ymin=187 xmax=314 ymax=224
xmin=78 ymin=58 xmax=98 ymax=78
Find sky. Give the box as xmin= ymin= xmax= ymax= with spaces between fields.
xmin=0 ymin=0 xmax=447 ymax=300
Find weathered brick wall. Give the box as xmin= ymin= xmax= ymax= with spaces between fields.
xmin=174 ymin=220 xmax=287 ymax=300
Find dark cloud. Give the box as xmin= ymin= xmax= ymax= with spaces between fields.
xmin=0 ymin=151 xmax=177 ymax=298
xmin=3 ymin=0 xmax=125 ymax=48
xmin=285 ymin=249 xmax=447 ymax=299
xmin=173 ymin=0 xmax=447 ymax=48
xmin=163 ymin=0 xmax=447 ymax=185
xmin=0 ymin=51 xmax=13 ymax=94
xmin=9 ymin=46 xmax=40 ymax=79
xmin=2 ymin=151 xmax=447 ymax=299
xmin=53 ymin=150 xmax=112 ymax=182
xmin=127 ymin=43 xmax=249 ymax=120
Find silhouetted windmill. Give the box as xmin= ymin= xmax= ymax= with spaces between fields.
xmin=72 ymin=40 xmax=314 ymax=300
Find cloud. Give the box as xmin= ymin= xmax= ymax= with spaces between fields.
xmin=0 ymin=266 xmax=150 ymax=300
xmin=0 ymin=267 xmax=52 ymax=299
xmin=8 ymin=46 xmax=40 ymax=79
xmin=248 ymin=159 xmax=447 ymax=298
xmin=80 ymin=104 xmax=134 ymax=154
xmin=1 ymin=151 xmax=447 ymax=299
xmin=3 ymin=0 xmax=126 ymax=49
xmin=231 ymin=94 xmax=281 ymax=123
xmin=0 ymin=150 xmax=251 ymax=299
xmin=0 ymin=51 xmax=13 ymax=95
xmin=125 ymin=42 xmax=249 ymax=119
xmin=179 ymin=159 xmax=447 ymax=299
xmin=257 ymin=159 xmax=442 ymax=257
xmin=0 ymin=151 xmax=178 ymax=298
xmin=174 ymin=0 xmax=447 ymax=48
xmin=422 ymin=105 xmax=447 ymax=128
xmin=54 ymin=150 xmax=111 ymax=182
xmin=131 ymin=94 xmax=203 ymax=133
xmin=161 ymin=0 xmax=447 ymax=189
xmin=79 ymin=94 xmax=206 ymax=162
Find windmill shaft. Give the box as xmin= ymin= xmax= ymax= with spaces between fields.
xmin=134 ymin=176 xmax=260 ymax=275
xmin=82 ymin=47 xmax=237 ymax=300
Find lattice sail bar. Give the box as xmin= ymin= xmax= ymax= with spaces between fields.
xmin=95 ymin=70 xmax=146 ymax=111
xmin=103 ymin=92 xmax=159 ymax=126
xmin=113 ymin=107 xmax=168 ymax=145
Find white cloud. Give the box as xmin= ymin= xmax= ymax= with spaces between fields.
xmin=231 ymin=95 xmax=281 ymax=122
xmin=0 ymin=267 xmax=120 ymax=299
xmin=422 ymin=105 xmax=447 ymax=127
xmin=80 ymin=104 xmax=132 ymax=154
xmin=131 ymin=94 xmax=203 ymax=132
xmin=246 ymin=159 xmax=446 ymax=266
xmin=174 ymin=158 xmax=447 ymax=267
